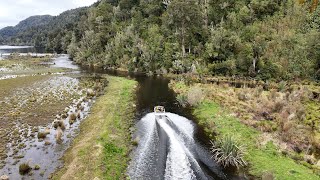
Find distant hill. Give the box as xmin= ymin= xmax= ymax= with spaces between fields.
xmin=0 ymin=7 xmax=88 ymax=51
xmin=14 ymin=15 xmax=53 ymax=31
xmin=0 ymin=15 xmax=53 ymax=40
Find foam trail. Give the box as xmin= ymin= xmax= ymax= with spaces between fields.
xmin=128 ymin=113 xmax=226 ymax=180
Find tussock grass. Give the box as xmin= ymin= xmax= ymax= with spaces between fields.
xmin=37 ymin=132 xmax=47 ymax=139
xmin=176 ymin=94 xmax=188 ymax=107
xmin=210 ymin=135 xmax=247 ymax=168
xmin=19 ymin=162 xmax=31 ymax=175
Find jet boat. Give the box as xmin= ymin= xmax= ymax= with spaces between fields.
xmin=154 ymin=106 xmax=166 ymax=119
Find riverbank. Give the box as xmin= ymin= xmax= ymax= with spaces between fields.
xmin=170 ymin=80 xmax=320 ymax=179
xmin=53 ymin=76 xmax=137 ymax=179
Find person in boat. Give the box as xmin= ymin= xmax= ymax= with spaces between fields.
xmin=154 ymin=106 xmax=165 ymax=113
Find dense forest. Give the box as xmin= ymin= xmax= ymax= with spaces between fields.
xmin=1 ymin=0 xmax=320 ymax=81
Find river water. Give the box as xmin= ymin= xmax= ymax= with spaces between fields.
xmin=89 ymin=70 xmax=243 ymax=179
xmin=0 ymin=46 xmax=241 ymax=179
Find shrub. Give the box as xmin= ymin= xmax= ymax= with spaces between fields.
xmin=187 ymin=86 xmax=204 ymax=106
xmin=278 ymin=81 xmax=287 ymax=92
xmin=269 ymin=89 xmax=278 ymax=100
xmin=262 ymin=171 xmax=275 ymax=180
xmin=237 ymin=90 xmax=250 ymax=101
xmin=19 ymin=162 xmax=31 ymax=175
xmin=69 ymin=113 xmax=77 ymax=124
xmin=296 ymin=105 xmax=306 ymax=121
xmin=210 ymin=135 xmax=247 ymax=168
xmin=86 ymin=88 xmax=95 ymax=97
xmin=176 ymin=94 xmax=188 ymax=107
xmin=34 ymin=164 xmax=40 ymax=170
xmin=254 ymin=86 xmax=264 ymax=98
xmin=37 ymin=132 xmax=47 ymax=139
xmin=53 ymin=120 xmax=65 ymax=130
xmin=273 ymin=100 xmax=286 ymax=113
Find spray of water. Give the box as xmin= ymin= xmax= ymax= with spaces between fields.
xmin=128 ymin=113 xmax=227 ymax=180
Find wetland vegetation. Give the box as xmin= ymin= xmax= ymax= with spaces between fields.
xmin=1 ymin=0 xmax=320 ymax=179
xmin=170 ymin=78 xmax=320 ymax=179
xmin=0 ymin=54 xmax=110 ymax=178
xmin=53 ymin=76 xmax=136 ymax=180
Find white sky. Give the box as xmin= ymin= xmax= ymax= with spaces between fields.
xmin=0 ymin=0 xmax=98 ymax=29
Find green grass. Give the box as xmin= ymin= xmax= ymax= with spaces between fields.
xmin=195 ymin=101 xmax=319 ymax=179
xmin=53 ymin=76 xmax=136 ymax=180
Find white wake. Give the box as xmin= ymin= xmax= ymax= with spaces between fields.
xmin=128 ymin=113 xmax=227 ymax=180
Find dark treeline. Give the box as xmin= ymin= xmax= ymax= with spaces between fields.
xmin=1 ymin=0 xmax=320 ymax=81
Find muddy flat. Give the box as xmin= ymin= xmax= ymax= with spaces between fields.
xmin=0 ymin=55 xmax=108 ymax=179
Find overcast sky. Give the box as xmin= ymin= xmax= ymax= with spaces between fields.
xmin=0 ymin=0 xmax=98 ymax=29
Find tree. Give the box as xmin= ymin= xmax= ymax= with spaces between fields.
xmin=165 ymin=0 xmax=202 ymax=57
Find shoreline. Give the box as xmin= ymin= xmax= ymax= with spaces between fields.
xmin=52 ymin=76 xmax=137 ymax=179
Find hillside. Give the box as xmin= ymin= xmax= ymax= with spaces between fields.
xmin=0 ymin=0 xmax=319 ymax=81
xmin=0 ymin=7 xmax=88 ymax=51
xmin=0 ymin=15 xmax=53 ymax=43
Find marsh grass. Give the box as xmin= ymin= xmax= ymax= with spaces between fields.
xmin=34 ymin=164 xmax=40 ymax=170
xmin=53 ymin=120 xmax=65 ymax=130
xmin=176 ymin=94 xmax=188 ymax=107
xmin=37 ymin=132 xmax=47 ymax=139
xmin=187 ymin=86 xmax=204 ymax=106
xmin=210 ymin=135 xmax=247 ymax=168
xmin=19 ymin=162 xmax=31 ymax=175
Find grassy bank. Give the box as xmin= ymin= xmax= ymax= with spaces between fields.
xmin=196 ymin=102 xmax=318 ymax=179
xmin=170 ymin=81 xmax=320 ymax=179
xmin=53 ymin=76 xmax=137 ymax=180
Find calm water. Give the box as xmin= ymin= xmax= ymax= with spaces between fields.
xmin=0 ymin=46 xmax=38 ymax=54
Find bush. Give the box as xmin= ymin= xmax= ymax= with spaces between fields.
xmin=269 ymin=89 xmax=278 ymax=100
xmin=278 ymin=81 xmax=287 ymax=92
xmin=237 ymin=90 xmax=250 ymax=101
xmin=254 ymin=86 xmax=264 ymax=98
xmin=37 ymin=132 xmax=47 ymax=139
xmin=273 ymin=100 xmax=286 ymax=113
xmin=210 ymin=135 xmax=247 ymax=168
xmin=69 ymin=113 xmax=77 ymax=122
xmin=176 ymin=94 xmax=188 ymax=107
xmin=19 ymin=162 xmax=31 ymax=175
xmin=187 ymin=86 xmax=204 ymax=106
xmin=34 ymin=164 xmax=40 ymax=170
xmin=53 ymin=120 xmax=65 ymax=130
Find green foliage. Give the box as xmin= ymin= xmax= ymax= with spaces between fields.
xmin=1 ymin=0 xmax=320 ymax=80
xmin=19 ymin=162 xmax=31 ymax=175
xmin=210 ymin=135 xmax=247 ymax=168
xmin=176 ymin=94 xmax=188 ymax=107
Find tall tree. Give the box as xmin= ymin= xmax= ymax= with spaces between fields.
xmin=165 ymin=0 xmax=202 ymax=57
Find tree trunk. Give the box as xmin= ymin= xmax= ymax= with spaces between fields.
xmin=253 ymin=57 xmax=256 ymax=73
xmin=182 ymin=37 xmax=186 ymax=57
xmin=181 ymin=23 xmax=186 ymax=57
xmin=204 ymin=0 xmax=209 ymax=28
